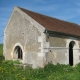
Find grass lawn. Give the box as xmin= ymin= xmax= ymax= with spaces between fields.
xmin=0 ymin=44 xmax=80 ymax=80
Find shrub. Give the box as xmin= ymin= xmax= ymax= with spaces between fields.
xmin=0 ymin=54 xmax=5 ymax=62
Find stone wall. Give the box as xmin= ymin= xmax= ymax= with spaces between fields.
xmin=4 ymin=7 xmax=42 ymax=68
xmin=45 ymin=36 xmax=67 ymax=64
xmin=45 ymin=35 xmax=80 ymax=66
xmin=47 ymin=36 xmax=66 ymax=47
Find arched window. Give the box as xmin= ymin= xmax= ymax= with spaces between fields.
xmin=13 ymin=46 xmax=23 ymax=59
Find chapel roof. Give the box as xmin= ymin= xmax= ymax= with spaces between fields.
xmin=19 ymin=7 xmax=80 ymax=37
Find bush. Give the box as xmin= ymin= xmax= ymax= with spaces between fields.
xmin=0 ymin=54 xmax=5 ymax=62
xmin=0 ymin=44 xmax=4 ymax=62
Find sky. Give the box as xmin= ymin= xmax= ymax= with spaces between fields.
xmin=0 ymin=0 xmax=80 ymax=43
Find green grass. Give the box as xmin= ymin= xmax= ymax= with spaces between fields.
xmin=0 ymin=44 xmax=80 ymax=80
xmin=0 ymin=61 xmax=80 ymax=80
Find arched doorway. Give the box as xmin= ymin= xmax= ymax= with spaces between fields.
xmin=69 ymin=41 xmax=75 ymax=66
xmin=13 ymin=46 xmax=23 ymax=59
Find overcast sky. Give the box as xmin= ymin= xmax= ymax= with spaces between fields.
xmin=0 ymin=0 xmax=80 ymax=43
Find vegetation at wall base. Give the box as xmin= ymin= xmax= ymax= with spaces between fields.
xmin=0 ymin=44 xmax=3 ymax=54
xmin=0 ymin=60 xmax=80 ymax=80
xmin=0 ymin=44 xmax=80 ymax=80
xmin=0 ymin=44 xmax=4 ymax=62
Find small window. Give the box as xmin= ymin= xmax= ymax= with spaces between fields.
xmin=14 ymin=46 xmax=23 ymax=59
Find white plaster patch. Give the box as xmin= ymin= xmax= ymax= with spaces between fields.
xmin=43 ymin=49 xmax=49 ymax=52
xmin=38 ymin=53 xmax=44 ymax=57
xmin=38 ymin=36 xmax=42 ymax=42
xmin=53 ymin=52 xmax=57 ymax=58
xmin=44 ymin=42 xmax=50 ymax=48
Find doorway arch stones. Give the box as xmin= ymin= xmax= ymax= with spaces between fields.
xmin=11 ymin=43 xmax=24 ymax=60
xmin=65 ymin=39 xmax=79 ymax=66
